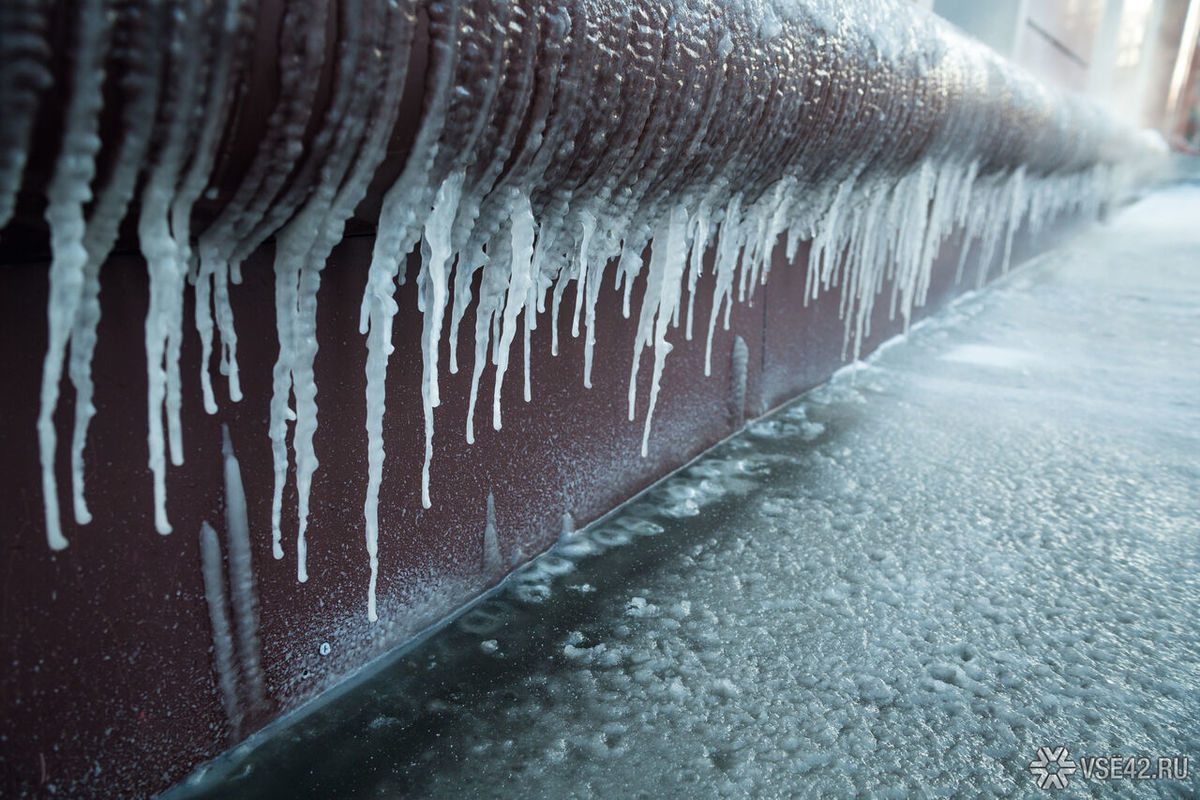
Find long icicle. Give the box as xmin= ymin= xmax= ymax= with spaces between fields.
xmin=37 ymin=0 xmax=110 ymax=549
xmin=137 ymin=0 xmax=206 ymax=535
xmin=69 ymin=0 xmax=166 ymax=526
xmin=290 ymin=0 xmax=413 ymax=581
xmin=418 ymin=172 xmax=465 ymax=507
xmin=361 ymin=0 xmax=461 ymax=621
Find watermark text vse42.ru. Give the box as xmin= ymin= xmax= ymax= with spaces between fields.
xmin=1028 ymin=747 xmax=1190 ymax=790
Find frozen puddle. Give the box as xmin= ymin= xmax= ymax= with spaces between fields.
xmin=171 ymin=189 xmax=1200 ymax=798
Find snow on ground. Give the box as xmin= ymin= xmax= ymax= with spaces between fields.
xmin=172 ymin=188 xmax=1200 ymax=798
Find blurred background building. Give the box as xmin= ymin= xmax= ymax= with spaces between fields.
xmin=916 ymin=0 xmax=1200 ymax=147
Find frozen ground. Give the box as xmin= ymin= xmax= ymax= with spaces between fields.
xmin=172 ymin=188 xmax=1200 ymax=798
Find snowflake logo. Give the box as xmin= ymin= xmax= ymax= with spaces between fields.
xmin=1029 ymin=746 xmax=1078 ymax=789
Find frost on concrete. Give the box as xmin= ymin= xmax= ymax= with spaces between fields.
xmin=5 ymin=0 xmax=1165 ymax=618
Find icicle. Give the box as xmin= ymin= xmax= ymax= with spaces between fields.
xmin=482 ymin=492 xmax=502 ymax=577
xmin=684 ymin=203 xmax=710 ymax=341
xmin=808 ymin=178 xmax=854 ymax=304
xmin=199 ymin=521 xmax=242 ymax=736
xmin=362 ymin=253 xmax=396 ymax=623
xmin=165 ymin=0 xmax=220 ymax=470
xmin=195 ymin=256 xmax=219 ymax=415
xmin=704 ymin=195 xmax=742 ymax=377
xmin=139 ymin=206 xmax=187 ymax=532
xmin=635 ymin=205 xmax=689 ymax=456
xmin=289 ymin=255 xmax=321 ymax=575
xmin=267 ymin=0 xmax=380 ymax=558
xmin=616 ymin=237 xmax=645 ymax=320
xmin=466 ymin=239 xmax=508 ymax=442
xmin=418 ymin=172 xmax=465 ymax=508
xmin=730 ymin=334 xmax=749 ymax=422
xmin=362 ymin=0 xmax=460 ymax=622
xmin=525 ymin=222 xmax=559 ymax=399
xmin=261 ymin=10 xmax=391 ymax=562
xmin=969 ymin=172 xmax=1024 ymax=289
xmin=212 ymin=258 xmax=242 ymax=403
xmin=523 ymin=259 xmax=546 ymax=403
xmin=736 ymin=210 xmax=760 ymax=306
xmin=222 ymin=426 xmax=266 ymax=711
xmin=68 ymin=2 xmax=165 ymax=527
xmin=1000 ymin=166 xmax=1027 ymax=275
xmin=549 ymin=261 xmax=568 ymax=358
xmin=447 ymin=246 xmax=481 ymax=375
xmin=571 ymin=211 xmax=597 ymax=339
xmin=887 ymin=162 xmax=935 ymax=331
xmin=38 ymin=0 xmax=110 ymax=550
xmin=138 ymin=0 xmax=209 ymax=536
xmin=580 ymin=211 xmax=606 ymax=389
xmin=492 ymin=192 xmax=535 ymax=432
xmin=843 ymin=186 xmax=889 ymax=361
xmin=197 ymin=0 xmax=330 ymax=413
xmin=268 ymin=238 xmax=301 ymax=561
xmin=272 ymin=0 xmax=412 ymax=579
xmin=523 ymin=292 xmax=534 ymax=403
xmin=444 ymin=0 xmax=518 ymax=376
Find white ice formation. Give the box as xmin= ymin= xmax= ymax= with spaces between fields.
xmin=199 ymin=520 xmax=242 ymax=735
xmin=197 ymin=427 xmax=268 ymax=735
xmin=3 ymin=0 xmax=1162 ymax=619
xmin=482 ymin=492 xmax=504 ymax=578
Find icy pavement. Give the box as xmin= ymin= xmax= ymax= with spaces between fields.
xmin=172 ymin=188 xmax=1200 ymax=798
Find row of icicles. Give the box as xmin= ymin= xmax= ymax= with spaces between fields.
xmin=7 ymin=0 xmax=1133 ymax=621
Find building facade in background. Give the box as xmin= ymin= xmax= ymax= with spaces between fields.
xmin=924 ymin=0 xmax=1200 ymax=145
